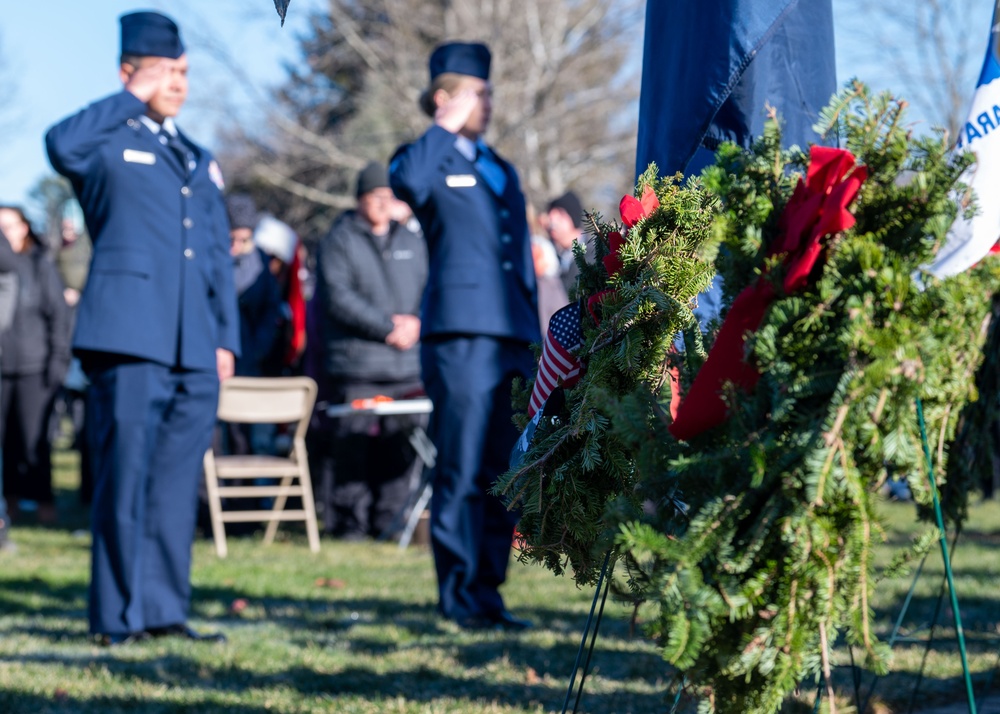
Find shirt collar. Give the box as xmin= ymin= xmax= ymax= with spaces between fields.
xmin=454 ymin=134 xmax=476 ymax=162
xmin=139 ymin=115 xmax=178 ymax=137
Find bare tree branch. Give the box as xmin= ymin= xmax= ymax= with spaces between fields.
xmin=841 ymin=0 xmax=986 ymax=139
xmin=212 ymin=0 xmax=641 ymax=242
xmin=254 ymin=163 xmax=356 ymax=209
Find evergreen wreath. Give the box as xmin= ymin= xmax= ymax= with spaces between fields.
xmin=495 ymin=82 xmax=1000 ymax=713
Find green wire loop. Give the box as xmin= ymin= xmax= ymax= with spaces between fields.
xmin=915 ymin=395 xmax=978 ymax=714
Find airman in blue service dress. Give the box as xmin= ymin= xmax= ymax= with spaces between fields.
xmin=390 ymin=42 xmax=541 ymax=630
xmin=45 ymin=11 xmax=239 ymax=645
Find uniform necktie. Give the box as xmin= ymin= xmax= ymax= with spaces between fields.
xmin=165 ymin=132 xmax=195 ymax=178
xmin=475 ymin=143 xmax=507 ymax=196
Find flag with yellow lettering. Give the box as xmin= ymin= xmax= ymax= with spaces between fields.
xmin=928 ymin=0 xmax=1000 ymax=278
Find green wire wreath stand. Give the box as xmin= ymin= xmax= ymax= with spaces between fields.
xmin=563 ymin=393 xmax=982 ymax=714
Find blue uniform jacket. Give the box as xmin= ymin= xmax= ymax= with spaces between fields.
xmin=390 ymin=125 xmax=540 ymax=345
xmin=46 ymin=90 xmax=240 ymax=371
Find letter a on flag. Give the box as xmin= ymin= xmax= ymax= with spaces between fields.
xmin=928 ymin=0 xmax=1000 ymax=278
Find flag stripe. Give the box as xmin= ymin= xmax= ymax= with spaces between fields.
xmin=528 ymin=302 xmax=584 ymax=417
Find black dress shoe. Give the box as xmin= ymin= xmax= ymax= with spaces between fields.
xmin=454 ymin=611 xmax=533 ymax=632
xmin=147 ymin=623 xmax=227 ymax=643
xmin=454 ymin=615 xmax=501 ymax=631
xmin=96 ymin=631 xmax=150 ymax=647
xmin=487 ymin=610 xmax=533 ymax=631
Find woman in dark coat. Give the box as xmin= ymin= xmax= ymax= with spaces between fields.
xmin=0 ymin=206 xmax=71 ymax=523
xmin=224 ymin=195 xmax=283 ymax=456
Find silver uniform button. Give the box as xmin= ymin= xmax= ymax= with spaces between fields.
xmin=181 ymin=186 xmax=191 ymax=196
xmin=184 ymin=248 xmax=194 ymax=259
xmin=500 ymin=233 xmax=511 ymax=244
xmin=127 ymin=119 xmax=136 ymax=128
xmin=501 ymin=261 xmax=513 ymax=271
xmin=183 ymin=218 xmax=193 ymax=229
xmin=159 ymin=135 xmax=168 ymax=145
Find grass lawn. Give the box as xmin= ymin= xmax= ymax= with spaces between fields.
xmin=829 ymin=497 xmax=1000 ymax=714
xmin=1 ymin=447 xmax=1000 ymax=713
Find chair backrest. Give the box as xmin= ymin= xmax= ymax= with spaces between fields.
xmin=216 ymin=377 xmax=317 ymax=442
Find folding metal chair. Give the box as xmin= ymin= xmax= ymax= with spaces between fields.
xmin=203 ymin=376 xmax=321 ymax=557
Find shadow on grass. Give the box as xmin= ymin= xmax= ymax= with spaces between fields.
xmin=871 ymin=591 xmax=1000 ymax=638
xmin=5 ymin=581 xmax=1000 ymax=712
xmin=0 ymin=690 xmax=275 ymax=714
xmin=830 ymin=663 xmax=1000 ymax=714
xmin=188 ymin=585 xmax=643 ymax=638
xmin=12 ymin=641 xmax=991 ymax=714
xmin=0 ymin=577 xmax=88 ymax=618
xmin=0 ymin=576 xmax=672 ymax=711
xmin=0 ymin=650 xmax=671 ymax=713
xmin=0 ymin=576 xmax=647 ymax=641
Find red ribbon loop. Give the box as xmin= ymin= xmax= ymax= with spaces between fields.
xmin=619 ymin=185 xmax=660 ymax=229
xmin=602 ymin=231 xmax=626 ymax=278
xmin=669 ymin=146 xmax=867 ymax=441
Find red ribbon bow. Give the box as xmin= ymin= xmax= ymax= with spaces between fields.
xmin=619 ymin=185 xmax=660 ymax=229
xmin=587 ymin=186 xmax=660 ymax=324
xmin=669 ymin=146 xmax=868 ymax=441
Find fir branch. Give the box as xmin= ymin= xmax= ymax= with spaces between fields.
xmin=501 ymin=80 xmax=998 ymax=714
xmin=818 ymin=620 xmax=838 ymax=714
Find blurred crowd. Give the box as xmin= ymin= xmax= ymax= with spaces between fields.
xmin=7 ymin=9 xmax=597 ymax=640
xmin=0 ymin=177 xmax=590 ymax=547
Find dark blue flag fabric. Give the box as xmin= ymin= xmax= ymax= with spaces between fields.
xmin=635 ymin=0 xmax=837 ymax=179
xmin=273 ymin=0 xmax=290 ymax=25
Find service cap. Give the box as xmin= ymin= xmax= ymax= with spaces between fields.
xmin=120 ymin=11 xmax=185 ymax=59
xmin=429 ymin=42 xmax=491 ymax=81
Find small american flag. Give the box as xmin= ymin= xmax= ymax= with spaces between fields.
xmin=528 ymin=301 xmax=583 ymax=417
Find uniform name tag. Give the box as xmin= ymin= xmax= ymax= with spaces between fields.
xmin=445 ymin=174 xmax=477 ymax=188
xmin=123 ymin=149 xmax=156 ymax=165
xmin=392 ymin=249 xmax=415 ymax=260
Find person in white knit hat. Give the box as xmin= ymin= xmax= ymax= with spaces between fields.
xmin=254 ymin=215 xmax=306 ymax=372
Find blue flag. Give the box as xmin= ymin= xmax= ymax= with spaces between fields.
xmin=635 ymin=0 xmax=836 ymax=179
xmin=927 ymin=0 xmax=1000 ymax=278
xmin=637 ymin=0 xmax=836 ymax=329
xmin=273 ymin=0 xmax=290 ymax=25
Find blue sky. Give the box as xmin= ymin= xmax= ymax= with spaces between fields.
xmin=0 ymin=1 xmax=994 ymax=213
xmin=0 ymin=0 xmax=326 ymax=210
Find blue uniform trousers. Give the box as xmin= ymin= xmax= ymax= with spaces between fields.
xmin=85 ymin=358 xmax=218 ymax=635
xmin=421 ymin=336 xmax=534 ymax=621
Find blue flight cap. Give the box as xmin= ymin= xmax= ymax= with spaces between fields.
xmin=120 ymin=11 xmax=185 ymax=59
xmin=429 ymin=42 xmax=491 ymax=81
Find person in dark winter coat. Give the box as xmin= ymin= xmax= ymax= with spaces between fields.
xmin=225 ymin=195 xmax=283 ymax=379
xmin=0 ymin=206 xmax=71 ymax=524
xmin=313 ymin=161 xmax=428 ymax=540
xmin=0 ymin=219 xmax=26 ymax=549
xmin=215 ymin=194 xmax=285 ymax=465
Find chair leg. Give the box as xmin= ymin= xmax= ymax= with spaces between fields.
xmin=296 ymin=449 xmax=321 ymax=553
xmin=203 ymin=451 xmax=228 ymax=558
xmin=263 ymin=475 xmax=293 ymax=545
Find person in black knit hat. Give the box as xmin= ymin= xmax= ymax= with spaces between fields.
xmin=313 ymin=161 xmax=428 ymax=540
